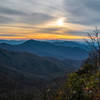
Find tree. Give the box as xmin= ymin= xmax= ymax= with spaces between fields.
xmin=85 ymin=28 xmax=100 ymax=69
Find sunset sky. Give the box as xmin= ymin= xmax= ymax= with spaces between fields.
xmin=0 ymin=0 xmax=100 ymax=40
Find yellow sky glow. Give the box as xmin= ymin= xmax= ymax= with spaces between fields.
xmin=0 ymin=18 xmax=89 ymax=40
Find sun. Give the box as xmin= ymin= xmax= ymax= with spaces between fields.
xmin=57 ymin=19 xmax=64 ymax=26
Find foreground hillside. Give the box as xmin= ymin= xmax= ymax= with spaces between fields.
xmin=0 ymin=48 xmax=81 ymax=100
xmin=0 ymin=65 xmax=46 ymax=100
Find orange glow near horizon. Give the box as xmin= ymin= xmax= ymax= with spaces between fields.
xmin=0 ymin=33 xmax=88 ymax=40
xmin=29 ymin=33 xmax=88 ymax=40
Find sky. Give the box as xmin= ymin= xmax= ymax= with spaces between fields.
xmin=0 ymin=0 xmax=100 ymax=40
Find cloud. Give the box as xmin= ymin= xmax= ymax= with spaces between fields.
xmin=65 ymin=30 xmax=87 ymax=36
xmin=0 ymin=11 xmax=56 ymax=25
xmin=36 ymin=27 xmax=60 ymax=34
xmin=1 ymin=0 xmax=100 ymax=26
xmin=0 ymin=0 xmax=58 ymax=25
xmin=19 ymin=13 xmax=56 ymax=25
xmin=0 ymin=34 xmax=17 ymax=36
xmin=0 ymin=6 xmax=26 ymax=16
xmin=64 ymin=0 xmax=100 ymax=25
xmin=0 ymin=15 xmax=14 ymax=24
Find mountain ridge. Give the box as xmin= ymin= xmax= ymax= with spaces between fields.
xmin=0 ymin=39 xmax=88 ymax=60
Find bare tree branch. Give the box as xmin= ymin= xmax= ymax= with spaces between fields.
xmin=86 ymin=28 xmax=100 ymax=69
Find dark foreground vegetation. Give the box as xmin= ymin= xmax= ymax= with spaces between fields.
xmin=51 ymin=29 xmax=100 ymax=100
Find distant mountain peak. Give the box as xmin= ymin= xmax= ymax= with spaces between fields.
xmin=22 ymin=39 xmax=39 ymax=45
xmin=25 ymin=39 xmax=37 ymax=43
